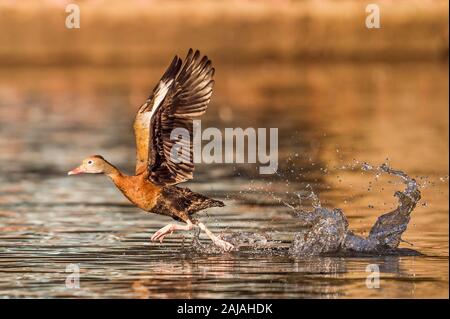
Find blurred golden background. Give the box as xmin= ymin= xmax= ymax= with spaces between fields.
xmin=0 ymin=0 xmax=448 ymax=298
xmin=0 ymin=0 xmax=448 ymax=66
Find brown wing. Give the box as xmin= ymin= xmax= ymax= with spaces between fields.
xmin=147 ymin=49 xmax=215 ymax=185
xmin=133 ymin=56 xmax=182 ymax=175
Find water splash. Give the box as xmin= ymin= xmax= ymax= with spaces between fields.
xmin=289 ymin=208 xmax=348 ymax=256
xmin=189 ymin=163 xmax=422 ymax=256
xmin=191 ymin=231 xmax=280 ymax=254
xmin=290 ymin=163 xmax=421 ymax=256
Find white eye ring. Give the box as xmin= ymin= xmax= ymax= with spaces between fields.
xmin=87 ymin=160 xmax=93 ymax=165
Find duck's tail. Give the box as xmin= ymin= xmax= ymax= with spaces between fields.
xmin=204 ymin=198 xmax=225 ymax=208
xmin=189 ymin=193 xmax=225 ymax=212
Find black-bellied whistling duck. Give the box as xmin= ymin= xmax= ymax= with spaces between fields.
xmin=68 ymin=49 xmax=234 ymax=251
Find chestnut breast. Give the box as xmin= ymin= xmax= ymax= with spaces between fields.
xmin=112 ymin=174 xmax=161 ymax=211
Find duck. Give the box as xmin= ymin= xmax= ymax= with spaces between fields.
xmin=68 ymin=49 xmax=234 ymax=251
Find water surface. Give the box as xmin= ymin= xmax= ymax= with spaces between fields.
xmin=0 ymin=61 xmax=448 ymax=298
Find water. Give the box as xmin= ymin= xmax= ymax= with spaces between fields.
xmin=0 ymin=62 xmax=448 ymax=298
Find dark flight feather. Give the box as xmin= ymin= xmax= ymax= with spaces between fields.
xmin=146 ymin=49 xmax=215 ymax=186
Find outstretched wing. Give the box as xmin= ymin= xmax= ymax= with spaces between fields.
xmin=147 ymin=49 xmax=215 ymax=185
xmin=133 ymin=55 xmax=182 ymax=175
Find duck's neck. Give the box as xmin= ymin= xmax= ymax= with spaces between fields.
xmin=103 ymin=161 xmax=125 ymax=181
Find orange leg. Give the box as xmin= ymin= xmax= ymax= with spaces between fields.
xmin=196 ymin=222 xmax=235 ymax=251
xmin=150 ymin=220 xmax=194 ymax=243
xmin=150 ymin=220 xmax=235 ymax=251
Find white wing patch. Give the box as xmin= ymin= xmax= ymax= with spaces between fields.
xmin=149 ymin=79 xmax=173 ymax=120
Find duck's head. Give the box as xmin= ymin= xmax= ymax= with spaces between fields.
xmin=67 ymin=155 xmax=108 ymax=175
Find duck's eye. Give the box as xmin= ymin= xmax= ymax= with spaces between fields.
xmin=87 ymin=160 xmax=93 ymax=165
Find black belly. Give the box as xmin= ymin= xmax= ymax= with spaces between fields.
xmin=149 ymin=186 xmax=224 ymax=222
